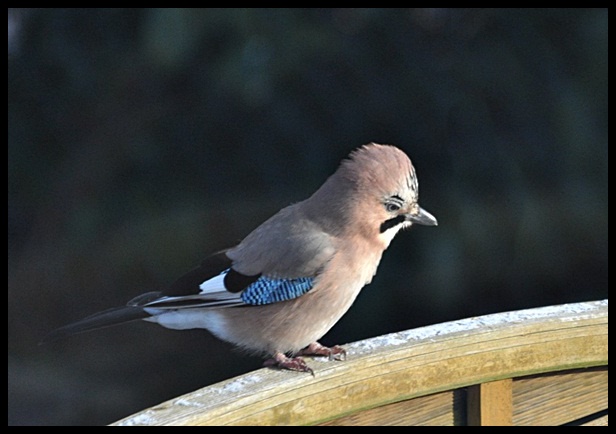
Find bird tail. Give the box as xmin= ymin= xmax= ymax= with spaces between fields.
xmin=40 ymin=305 xmax=152 ymax=344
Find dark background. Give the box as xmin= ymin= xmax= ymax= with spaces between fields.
xmin=8 ymin=8 xmax=607 ymax=426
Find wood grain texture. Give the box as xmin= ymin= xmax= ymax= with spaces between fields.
xmin=513 ymin=367 xmax=608 ymax=425
xmin=111 ymin=300 xmax=607 ymax=426
xmin=467 ymin=379 xmax=513 ymax=425
xmin=320 ymin=367 xmax=608 ymax=426
xmin=320 ymin=390 xmax=465 ymax=426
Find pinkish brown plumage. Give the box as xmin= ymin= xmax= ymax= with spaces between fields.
xmin=44 ymin=143 xmax=437 ymax=373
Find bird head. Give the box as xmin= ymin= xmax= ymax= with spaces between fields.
xmin=308 ymin=143 xmax=437 ymax=246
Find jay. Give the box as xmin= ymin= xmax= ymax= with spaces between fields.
xmin=44 ymin=143 xmax=437 ymax=373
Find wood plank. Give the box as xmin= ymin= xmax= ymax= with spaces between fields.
xmin=322 ymin=368 xmax=607 ymax=426
xmin=111 ymin=300 xmax=607 ymax=426
xmin=512 ymin=367 xmax=608 ymax=426
xmin=320 ymin=390 xmax=465 ymax=426
xmin=467 ymin=379 xmax=513 ymax=425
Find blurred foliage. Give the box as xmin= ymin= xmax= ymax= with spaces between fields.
xmin=8 ymin=8 xmax=607 ymax=425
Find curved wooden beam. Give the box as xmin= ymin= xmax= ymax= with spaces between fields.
xmin=113 ymin=299 xmax=608 ymax=426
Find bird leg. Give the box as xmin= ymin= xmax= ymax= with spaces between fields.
xmin=263 ymin=352 xmax=314 ymax=375
xmin=297 ymin=342 xmax=347 ymax=361
xmin=263 ymin=343 xmax=346 ymax=375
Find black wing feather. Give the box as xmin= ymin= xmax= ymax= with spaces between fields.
xmin=224 ymin=268 xmax=261 ymax=293
xmin=163 ymin=249 xmax=233 ymax=297
xmin=161 ymin=249 xmax=261 ymax=297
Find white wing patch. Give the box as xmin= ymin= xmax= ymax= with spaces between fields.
xmin=199 ymin=271 xmax=228 ymax=294
xmin=143 ymin=271 xmax=243 ymax=311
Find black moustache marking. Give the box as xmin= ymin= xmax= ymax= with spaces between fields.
xmin=380 ymin=215 xmax=406 ymax=233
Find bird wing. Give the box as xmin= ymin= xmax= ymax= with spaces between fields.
xmin=139 ymin=203 xmax=336 ymax=311
xmin=43 ymin=201 xmax=338 ymax=342
xmin=143 ymin=250 xmax=251 ymax=309
xmin=226 ymin=203 xmax=337 ymax=278
xmin=143 ymin=246 xmax=332 ymax=312
xmin=143 ymin=268 xmax=316 ymax=310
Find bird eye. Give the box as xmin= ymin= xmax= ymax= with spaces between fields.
xmin=385 ymin=202 xmax=401 ymax=212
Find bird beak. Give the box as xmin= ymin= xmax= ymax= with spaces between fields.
xmin=406 ymin=207 xmax=438 ymax=226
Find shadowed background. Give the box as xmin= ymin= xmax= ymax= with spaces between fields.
xmin=8 ymin=8 xmax=607 ymax=426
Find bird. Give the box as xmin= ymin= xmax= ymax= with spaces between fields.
xmin=43 ymin=143 xmax=437 ymax=374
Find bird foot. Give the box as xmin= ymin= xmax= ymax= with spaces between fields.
xmin=263 ymin=343 xmax=346 ymax=375
xmin=264 ymin=352 xmax=314 ymax=375
xmin=297 ymin=342 xmax=347 ymax=361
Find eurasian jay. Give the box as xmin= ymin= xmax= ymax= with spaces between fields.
xmin=44 ymin=143 xmax=437 ymax=373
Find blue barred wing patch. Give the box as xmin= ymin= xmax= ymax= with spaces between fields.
xmin=241 ymin=274 xmax=314 ymax=305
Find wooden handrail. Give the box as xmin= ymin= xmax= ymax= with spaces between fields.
xmin=112 ymin=299 xmax=608 ymax=426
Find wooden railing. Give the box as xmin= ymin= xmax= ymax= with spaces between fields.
xmin=112 ymin=299 xmax=608 ymax=426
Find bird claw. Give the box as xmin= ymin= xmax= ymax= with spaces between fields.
xmin=264 ymin=343 xmax=346 ymax=375
xmin=264 ymin=353 xmax=314 ymax=375
xmin=297 ymin=342 xmax=347 ymax=361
